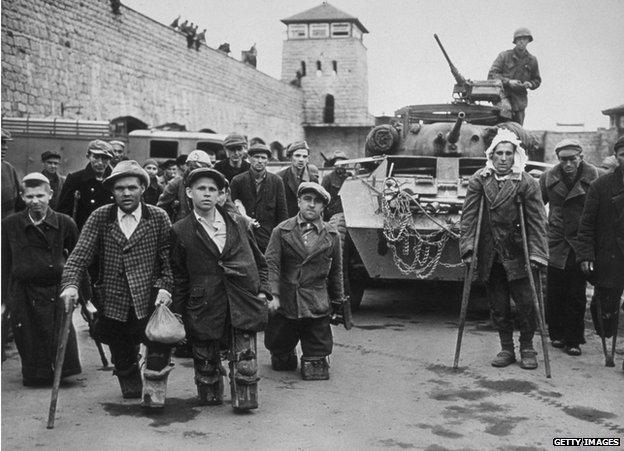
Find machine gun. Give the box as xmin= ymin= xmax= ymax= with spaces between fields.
xmin=434 ymin=34 xmax=504 ymax=105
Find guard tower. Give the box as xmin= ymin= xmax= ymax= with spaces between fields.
xmin=281 ymin=2 xmax=371 ymax=127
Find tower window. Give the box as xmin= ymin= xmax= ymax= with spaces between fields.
xmin=301 ymin=61 xmax=306 ymax=76
xmin=288 ymin=24 xmax=307 ymax=39
xmin=310 ymin=23 xmax=329 ymax=38
xmin=331 ymin=23 xmax=350 ymax=38
xmin=332 ymin=60 xmax=337 ymax=74
xmin=323 ymin=94 xmax=335 ymax=124
xmin=316 ymin=60 xmax=322 ymax=77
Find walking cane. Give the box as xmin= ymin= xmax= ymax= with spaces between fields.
xmin=594 ymin=297 xmax=615 ymax=367
xmin=516 ymin=194 xmax=551 ymax=378
xmin=47 ymin=306 xmax=74 ymax=429
xmin=453 ymin=196 xmax=484 ymax=369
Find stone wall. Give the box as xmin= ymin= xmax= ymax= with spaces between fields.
xmin=1 ymin=0 xmax=304 ymax=144
xmin=536 ymin=128 xmax=618 ymax=166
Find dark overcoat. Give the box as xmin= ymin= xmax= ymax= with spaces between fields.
xmin=229 ymin=170 xmax=288 ymax=251
xmin=61 ymin=203 xmax=174 ymax=321
xmin=539 ymin=161 xmax=601 ymax=269
xmin=265 ymin=216 xmax=344 ymax=319
xmin=57 ymin=163 xmax=114 ymax=230
xmin=170 ymin=207 xmax=270 ymax=341
xmin=576 ymin=166 xmax=624 ymax=288
xmin=213 ymin=159 xmax=250 ymax=182
xmin=277 ymin=164 xmax=319 ymax=218
xmin=460 ymin=169 xmax=548 ymax=281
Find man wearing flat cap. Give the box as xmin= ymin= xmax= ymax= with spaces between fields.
xmin=57 ymin=139 xmax=114 ymax=230
xmin=264 ymin=182 xmax=344 ymax=380
xmin=2 ymin=172 xmax=82 ymax=385
xmin=214 ymin=133 xmax=250 ymax=182
xmin=159 ymin=159 xmax=178 ymax=188
xmin=60 ymin=160 xmax=175 ymax=407
xmin=577 ymin=136 xmax=624 ymax=370
xmin=170 ymin=167 xmax=270 ymax=410
xmin=230 ymin=143 xmax=288 ymax=252
xmin=277 ymin=141 xmax=319 ymax=217
xmin=539 ymin=139 xmax=601 ymax=356
xmin=40 ymin=150 xmax=65 ymax=210
xmin=109 ymin=140 xmax=128 ymax=168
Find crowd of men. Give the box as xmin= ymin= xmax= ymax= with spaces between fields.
xmin=1 ymin=123 xmax=623 ymax=415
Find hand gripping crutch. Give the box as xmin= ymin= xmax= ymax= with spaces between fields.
xmin=516 ymin=194 xmax=551 ymax=378
xmin=453 ymin=196 xmax=484 ymax=369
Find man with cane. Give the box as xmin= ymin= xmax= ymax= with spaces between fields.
xmin=577 ymin=135 xmax=624 ymax=369
xmin=459 ymin=129 xmax=548 ymax=371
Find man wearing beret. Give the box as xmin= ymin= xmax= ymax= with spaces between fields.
xmin=214 ymin=134 xmax=250 ymax=182
xmin=40 ymin=150 xmax=65 ymax=210
xmin=277 ymin=141 xmax=319 ymax=217
xmin=57 ymin=140 xmax=114 ymax=230
xmin=60 ymin=160 xmax=175 ymax=407
xmin=230 ymin=143 xmax=288 ymax=252
xmin=2 ymin=173 xmax=82 ymax=385
xmin=170 ymin=168 xmax=270 ymax=410
xmin=264 ymin=182 xmax=344 ymax=380
xmin=539 ymin=139 xmax=601 ymax=356
xmin=577 ymin=136 xmax=624 ymax=369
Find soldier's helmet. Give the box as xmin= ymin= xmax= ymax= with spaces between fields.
xmin=513 ymin=28 xmax=533 ymax=43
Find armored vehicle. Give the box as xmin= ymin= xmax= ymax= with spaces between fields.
xmin=336 ymin=35 xmax=547 ymax=309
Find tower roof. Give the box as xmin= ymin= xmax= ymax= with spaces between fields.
xmin=281 ymin=2 xmax=368 ymax=33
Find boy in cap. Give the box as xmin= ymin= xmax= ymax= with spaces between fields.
xmin=170 ymin=167 xmax=270 ymax=410
xmin=230 ymin=143 xmax=288 ymax=252
xmin=160 ymin=159 xmax=178 ymax=187
xmin=277 ymin=141 xmax=319 ymax=217
xmin=577 ymin=136 xmax=624 ymax=370
xmin=60 ymin=160 xmax=175 ymax=407
xmin=2 ymin=173 xmax=82 ymax=385
xmin=57 ymin=139 xmax=115 ymax=230
xmin=539 ymin=139 xmax=601 ymax=355
xmin=214 ymin=133 xmax=250 ymax=182
xmin=264 ymin=182 xmax=344 ymax=379
xmin=40 ymin=150 xmax=65 ymax=210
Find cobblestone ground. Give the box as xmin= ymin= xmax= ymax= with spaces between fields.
xmin=2 ymin=283 xmax=623 ymax=450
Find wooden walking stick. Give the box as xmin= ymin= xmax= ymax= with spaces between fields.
xmin=47 ymin=306 xmax=74 ymax=429
xmin=516 ymin=194 xmax=551 ymax=378
xmin=453 ymin=196 xmax=484 ymax=369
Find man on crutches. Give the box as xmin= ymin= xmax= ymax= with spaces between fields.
xmin=459 ymin=129 xmax=549 ymax=371
xmin=577 ymin=135 xmax=624 ymax=370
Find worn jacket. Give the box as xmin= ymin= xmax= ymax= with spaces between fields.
xmin=157 ymin=175 xmax=191 ymax=223
xmin=460 ymin=169 xmax=548 ymax=281
xmin=41 ymin=170 xmax=66 ymax=211
xmin=57 ymin=163 xmax=114 ymax=230
xmin=539 ymin=161 xmax=601 ymax=269
xmin=170 ymin=207 xmax=270 ymax=341
xmin=576 ymin=166 xmax=624 ymax=288
xmin=61 ymin=203 xmax=174 ymax=321
xmin=229 ymin=169 xmax=288 ymax=251
xmin=321 ymin=169 xmax=351 ymax=220
xmin=265 ymin=216 xmax=344 ymax=319
xmin=213 ymin=159 xmax=250 ymax=182
xmin=277 ymin=164 xmax=320 ymax=217
xmin=1 ymin=161 xmax=21 ymax=219
xmin=488 ymin=48 xmax=541 ymax=112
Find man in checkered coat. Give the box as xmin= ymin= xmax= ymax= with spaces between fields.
xmin=60 ymin=160 xmax=175 ymax=407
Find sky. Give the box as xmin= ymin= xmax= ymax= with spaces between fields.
xmin=123 ymin=0 xmax=624 ymax=131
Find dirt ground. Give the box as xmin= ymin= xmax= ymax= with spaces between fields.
xmin=2 ymin=284 xmax=623 ymax=450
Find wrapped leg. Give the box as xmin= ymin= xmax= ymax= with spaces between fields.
xmin=229 ymin=331 xmax=259 ymax=411
xmin=110 ymin=344 xmax=142 ymax=399
xmin=141 ymin=345 xmax=174 ymax=408
xmin=300 ymin=356 xmax=329 ymax=380
xmin=193 ymin=340 xmax=224 ymax=405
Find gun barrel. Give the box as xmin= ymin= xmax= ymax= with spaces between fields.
xmin=433 ymin=34 xmax=466 ymax=85
xmin=447 ymin=112 xmax=465 ymax=144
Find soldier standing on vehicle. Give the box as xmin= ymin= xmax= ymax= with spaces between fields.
xmin=214 ymin=134 xmax=250 ymax=182
xmin=488 ymin=28 xmax=541 ymax=125
xmin=277 ymin=141 xmax=319 ymax=217
xmin=40 ymin=150 xmax=65 ymax=210
xmin=57 ymin=140 xmax=114 ymax=230
xmin=460 ymin=129 xmax=548 ymax=370
xmin=230 ymin=143 xmax=288 ymax=253
xmin=60 ymin=161 xmax=175 ymax=406
xmin=264 ymin=182 xmax=343 ymax=379
xmin=170 ymin=168 xmax=270 ymax=409
xmin=577 ymin=136 xmax=624 ymax=370
xmin=539 ymin=139 xmax=601 ymax=356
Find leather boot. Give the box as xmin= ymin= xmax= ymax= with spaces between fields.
xmin=519 ymin=347 xmax=538 ymax=370
xmin=491 ymin=350 xmax=516 ymax=367
xmin=300 ymin=356 xmax=329 ymax=380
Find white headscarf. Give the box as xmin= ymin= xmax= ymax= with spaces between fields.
xmin=484 ymin=128 xmax=528 ymax=176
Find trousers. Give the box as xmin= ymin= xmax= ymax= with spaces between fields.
xmin=264 ymin=314 xmax=333 ymax=357
xmin=546 ymin=262 xmax=587 ymax=346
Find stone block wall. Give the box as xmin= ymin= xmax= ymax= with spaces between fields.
xmin=1 ymin=0 xmax=304 ymax=144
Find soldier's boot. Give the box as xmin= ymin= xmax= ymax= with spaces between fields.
xmin=300 ymin=356 xmax=329 ymax=380
xmin=491 ymin=330 xmax=516 ymax=367
xmin=229 ymin=348 xmax=260 ymax=411
xmin=194 ymin=360 xmax=225 ymax=406
xmin=113 ymin=363 xmax=142 ymax=399
xmin=271 ymin=350 xmax=297 ymax=371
